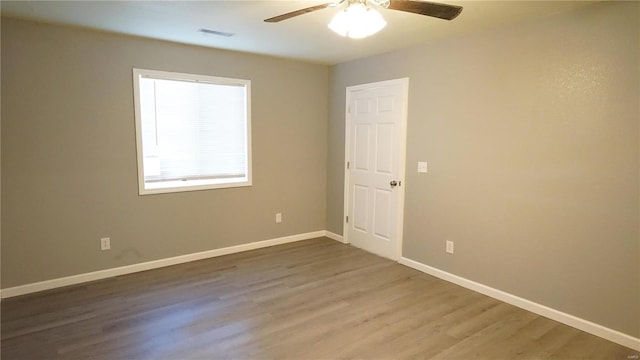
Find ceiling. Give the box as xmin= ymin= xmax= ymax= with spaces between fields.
xmin=1 ymin=1 xmax=597 ymax=65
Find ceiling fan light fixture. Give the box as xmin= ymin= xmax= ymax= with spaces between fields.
xmin=328 ymin=3 xmax=387 ymax=39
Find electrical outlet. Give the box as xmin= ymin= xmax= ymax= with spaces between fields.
xmin=100 ymin=237 xmax=111 ymax=251
xmin=446 ymin=240 xmax=454 ymax=254
xmin=418 ymin=161 xmax=428 ymax=173
xmin=275 ymin=213 xmax=282 ymax=223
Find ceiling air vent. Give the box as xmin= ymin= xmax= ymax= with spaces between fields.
xmin=198 ymin=28 xmax=235 ymax=37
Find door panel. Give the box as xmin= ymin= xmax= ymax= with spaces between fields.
xmin=374 ymin=189 xmax=391 ymax=239
xmin=345 ymin=78 xmax=408 ymax=260
xmin=378 ymin=95 xmax=395 ymax=113
xmin=353 ymin=185 xmax=369 ymax=232
xmin=354 ymin=124 xmax=370 ymax=171
xmin=375 ymin=123 xmax=393 ymax=174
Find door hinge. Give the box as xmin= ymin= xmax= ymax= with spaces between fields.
xmin=346 ymin=216 xmax=349 ymax=223
xmin=347 ymin=161 xmax=350 ymax=169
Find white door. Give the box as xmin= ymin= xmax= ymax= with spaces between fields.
xmin=344 ymin=78 xmax=408 ymax=260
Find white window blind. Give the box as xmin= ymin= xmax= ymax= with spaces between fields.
xmin=133 ymin=69 xmax=251 ymax=194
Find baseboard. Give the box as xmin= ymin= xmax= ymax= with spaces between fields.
xmin=324 ymin=230 xmax=345 ymax=243
xmin=398 ymin=257 xmax=640 ymax=351
xmin=1 ymin=231 xmax=326 ymax=299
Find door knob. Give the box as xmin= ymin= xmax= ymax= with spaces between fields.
xmin=390 ymin=180 xmax=398 ymax=188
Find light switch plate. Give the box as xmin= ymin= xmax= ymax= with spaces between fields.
xmin=100 ymin=237 xmax=111 ymax=251
xmin=418 ymin=161 xmax=428 ymax=173
xmin=446 ymin=240 xmax=454 ymax=254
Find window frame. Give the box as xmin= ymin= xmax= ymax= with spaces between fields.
xmin=132 ymin=68 xmax=252 ymax=195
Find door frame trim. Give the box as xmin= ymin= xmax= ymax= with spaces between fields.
xmin=342 ymin=77 xmax=409 ymax=261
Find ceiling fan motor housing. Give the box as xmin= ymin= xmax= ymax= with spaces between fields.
xmin=264 ymin=0 xmax=462 ymax=23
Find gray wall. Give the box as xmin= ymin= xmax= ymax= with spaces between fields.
xmin=2 ymin=1 xmax=639 ymax=341
xmin=1 ymin=18 xmax=328 ymax=288
xmin=1 ymin=15 xmax=3 ymax=297
xmin=327 ymin=2 xmax=639 ymax=337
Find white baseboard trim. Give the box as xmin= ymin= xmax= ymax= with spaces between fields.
xmin=1 ymin=231 xmax=326 ymax=299
xmin=398 ymin=257 xmax=640 ymax=351
xmin=324 ymin=230 xmax=345 ymax=243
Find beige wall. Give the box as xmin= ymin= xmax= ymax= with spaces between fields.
xmin=327 ymin=2 xmax=639 ymax=337
xmin=1 ymin=18 xmax=328 ymax=288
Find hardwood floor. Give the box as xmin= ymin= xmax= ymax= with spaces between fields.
xmin=2 ymin=237 xmax=637 ymax=359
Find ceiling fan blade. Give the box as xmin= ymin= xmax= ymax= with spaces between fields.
xmin=387 ymin=0 xmax=462 ymax=20
xmin=264 ymin=3 xmax=335 ymax=23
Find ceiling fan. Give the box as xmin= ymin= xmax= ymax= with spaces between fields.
xmin=264 ymin=0 xmax=463 ymax=23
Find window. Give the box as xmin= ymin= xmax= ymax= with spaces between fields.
xmin=132 ymin=68 xmax=251 ymax=195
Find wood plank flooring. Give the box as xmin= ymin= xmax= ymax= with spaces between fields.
xmin=2 ymin=237 xmax=637 ymax=359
